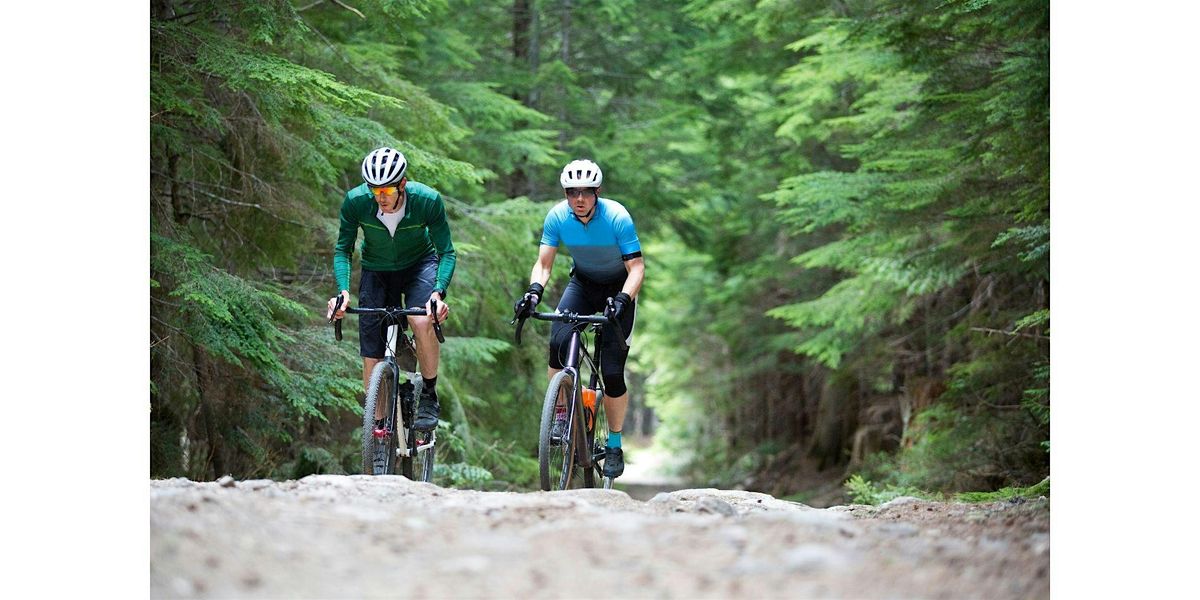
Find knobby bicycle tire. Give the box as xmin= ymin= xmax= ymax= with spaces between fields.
xmin=539 ymin=370 xmax=578 ymax=491
xmin=362 ymin=362 xmax=398 ymax=475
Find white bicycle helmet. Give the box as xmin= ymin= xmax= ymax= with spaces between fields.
xmin=559 ymin=159 xmax=603 ymax=188
xmin=361 ymin=147 xmax=408 ymax=186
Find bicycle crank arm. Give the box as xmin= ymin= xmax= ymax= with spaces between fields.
xmin=394 ymin=431 xmax=436 ymax=457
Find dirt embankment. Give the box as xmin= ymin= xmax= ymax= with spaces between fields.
xmin=151 ymin=476 xmax=1049 ymax=599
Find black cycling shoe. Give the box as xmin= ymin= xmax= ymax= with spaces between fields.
xmin=412 ymin=388 xmax=440 ymax=431
xmin=398 ymin=381 xmax=416 ymax=423
xmin=603 ymin=447 xmax=625 ymax=478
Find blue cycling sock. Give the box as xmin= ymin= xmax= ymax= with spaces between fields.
xmin=607 ymin=431 xmax=622 ymax=449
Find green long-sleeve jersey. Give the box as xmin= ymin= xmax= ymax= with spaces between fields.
xmin=333 ymin=181 xmax=457 ymax=294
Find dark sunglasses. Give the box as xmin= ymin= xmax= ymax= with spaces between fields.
xmin=565 ymin=188 xmax=595 ymax=198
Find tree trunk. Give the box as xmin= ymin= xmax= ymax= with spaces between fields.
xmin=513 ymin=0 xmax=530 ymax=64
xmin=192 ymin=349 xmax=224 ymax=479
xmin=808 ymin=371 xmax=856 ymax=470
xmin=557 ymin=0 xmax=571 ymax=148
xmin=508 ymin=0 xmax=541 ymax=199
xmin=168 ymin=151 xmax=188 ymax=227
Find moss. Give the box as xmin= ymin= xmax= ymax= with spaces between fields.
xmin=955 ymin=476 xmax=1050 ymax=503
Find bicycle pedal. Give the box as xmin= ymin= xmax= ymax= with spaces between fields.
xmin=373 ymin=428 xmax=389 ymax=439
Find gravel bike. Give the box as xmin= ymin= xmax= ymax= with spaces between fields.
xmin=513 ymin=297 xmax=627 ymax=491
xmin=330 ymin=296 xmax=444 ymax=481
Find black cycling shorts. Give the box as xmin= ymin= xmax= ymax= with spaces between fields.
xmin=357 ymin=254 xmax=438 ymax=358
xmin=548 ymin=276 xmax=636 ymax=380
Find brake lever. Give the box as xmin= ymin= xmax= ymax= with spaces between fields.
xmin=604 ymin=297 xmax=628 ymax=353
xmin=430 ymin=298 xmax=445 ymax=344
xmin=328 ymin=294 xmax=344 ymax=324
xmin=329 ymin=294 xmax=345 ymax=341
xmin=511 ymin=297 xmax=532 ymax=344
xmin=514 ymin=315 xmax=526 ymax=345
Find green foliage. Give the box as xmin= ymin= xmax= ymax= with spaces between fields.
xmin=438 ymin=336 xmax=512 ymax=369
xmin=673 ymin=0 xmax=1046 ymax=495
xmin=849 ymin=400 xmax=1047 ymax=494
xmin=846 ymin=471 xmax=1049 ymax=505
xmin=434 ymin=462 xmax=495 ymax=489
xmin=955 ymin=477 xmax=1049 ymax=503
xmin=1022 ymin=362 xmax=1050 ymax=447
xmin=288 ymin=446 xmax=348 ymax=477
xmin=152 ymin=235 xmax=361 ymax=421
xmin=844 ymin=474 xmax=937 ymax=505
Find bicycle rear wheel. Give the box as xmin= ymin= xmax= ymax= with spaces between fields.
xmin=539 ymin=370 xmax=579 ymax=491
xmin=362 ymin=362 xmax=398 ymax=475
xmin=392 ymin=378 xmax=434 ymax=482
xmin=401 ymin=419 xmax=436 ymax=482
xmin=401 ymin=435 xmax=436 ymax=482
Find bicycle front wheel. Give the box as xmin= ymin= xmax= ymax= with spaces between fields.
xmin=362 ymin=362 xmax=398 ymax=475
xmin=539 ymin=370 xmax=578 ymax=491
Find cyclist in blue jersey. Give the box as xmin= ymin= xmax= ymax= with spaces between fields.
xmin=514 ymin=159 xmax=645 ymax=479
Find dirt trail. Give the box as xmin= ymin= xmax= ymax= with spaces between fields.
xmin=151 ymin=476 xmax=1048 ymax=599
xmin=613 ymin=440 xmax=691 ymax=501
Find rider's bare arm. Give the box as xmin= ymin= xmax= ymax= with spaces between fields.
xmin=621 ymin=256 xmax=644 ymax=299
xmin=530 ymin=244 xmax=558 ymax=288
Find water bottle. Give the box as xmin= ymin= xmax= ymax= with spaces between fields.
xmin=582 ymin=387 xmax=598 ymax=430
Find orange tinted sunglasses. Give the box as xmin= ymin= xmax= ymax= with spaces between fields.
xmin=370 ymin=186 xmax=400 ymax=196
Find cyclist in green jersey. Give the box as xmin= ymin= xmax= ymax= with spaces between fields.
xmin=327 ymin=147 xmax=456 ymax=432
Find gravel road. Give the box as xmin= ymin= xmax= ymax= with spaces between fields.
xmin=151 ymin=475 xmax=1049 ymax=599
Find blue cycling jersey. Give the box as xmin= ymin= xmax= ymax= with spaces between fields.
xmin=540 ymin=198 xmax=641 ymax=284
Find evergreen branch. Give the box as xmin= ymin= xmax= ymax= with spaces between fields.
xmin=154 ymin=170 xmax=307 ymax=228
xmin=161 ymin=11 xmax=201 ymax=23
xmin=296 ymin=0 xmax=366 ymax=19
xmin=151 ymin=170 xmax=245 ymax=197
xmin=331 ymin=0 xmax=367 ymax=19
xmin=191 ymin=187 xmax=308 ymax=228
xmin=981 ymin=403 xmax=1024 ymax=411
xmin=440 ymin=195 xmax=500 ymax=229
xmin=969 ymin=327 xmax=1048 ymax=340
xmin=151 ymin=295 xmax=183 ymax=308
xmin=151 ymin=314 xmax=187 ymax=337
xmin=294 ymin=14 xmax=368 ymax=78
xmin=190 ymin=148 xmax=276 ymax=191
xmin=238 ymin=91 xmax=268 ymax=125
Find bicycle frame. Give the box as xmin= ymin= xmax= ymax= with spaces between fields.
xmin=558 ymin=323 xmax=606 ymax=470
xmin=377 ymin=322 xmax=432 ymax=459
